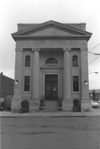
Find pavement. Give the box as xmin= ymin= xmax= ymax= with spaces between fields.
xmin=0 ymin=108 xmax=100 ymax=117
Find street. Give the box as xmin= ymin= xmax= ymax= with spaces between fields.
xmin=0 ymin=116 xmax=100 ymax=149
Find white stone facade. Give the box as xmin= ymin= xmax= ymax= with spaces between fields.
xmin=11 ymin=20 xmax=92 ymax=112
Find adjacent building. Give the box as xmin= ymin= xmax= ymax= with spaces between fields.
xmin=0 ymin=72 xmax=14 ymax=110
xmin=0 ymin=72 xmax=14 ymax=99
xmin=11 ymin=20 xmax=92 ymax=112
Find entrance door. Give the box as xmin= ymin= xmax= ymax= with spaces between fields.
xmin=45 ymin=74 xmax=58 ymax=101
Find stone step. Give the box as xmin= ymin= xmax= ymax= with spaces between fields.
xmin=44 ymin=101 xmax=58 ymax=111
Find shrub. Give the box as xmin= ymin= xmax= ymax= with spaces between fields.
xmin=20 ymin=100 xmax=29 ymax=113
xmin=73 ymin=99 xmax=81 ymax=112
xmin=39 ymin=97 xmax=45 ymax=110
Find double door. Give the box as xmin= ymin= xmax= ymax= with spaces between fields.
xmin=45 ymin=74 xmax=58 ymax=101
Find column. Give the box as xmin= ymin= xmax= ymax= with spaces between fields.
xmin=81 ymin=48 xmax=91 ymax=111
xmin=11 ymin=48 xmax=23 ymax=112
xmin=63 ymin=48 xmax=71 ymax=100
xmin=62 ymin=48 xmax=72 ymax=111
xmin=32 ymin=48 xmax=40 ymax=99
xmin=30 ymin=48 xmax=40 ymax=112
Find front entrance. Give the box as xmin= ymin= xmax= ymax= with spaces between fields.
xmin=45 ymin=74 xmax=58 ymax=101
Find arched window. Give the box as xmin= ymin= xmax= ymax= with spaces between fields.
xmin=45 ymin=57 xmax=58 ymax=64
xmin=25 ymin=55 xmax=30 ymax=67
xmin=72 ymin=55 xmax=78 ymax=67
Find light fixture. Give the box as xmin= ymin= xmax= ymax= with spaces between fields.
xmin=84 ymin=80 xmax=88 ymax=85
xmin=15 ymin=80 xmax=19 ymax=85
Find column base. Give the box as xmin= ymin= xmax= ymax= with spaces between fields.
xmin=81 ymin=99 xmax=92 ymax=112
xmin=62 ymin=99 xmax=73 ymax=112
xmin=29 ymin=98 xmax=40 ymax=112
xmin=11 ymin=97 xmax=22 ymax=112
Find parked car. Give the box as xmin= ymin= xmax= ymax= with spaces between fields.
xmin=91 ymin=100 xmax=100 ymax=109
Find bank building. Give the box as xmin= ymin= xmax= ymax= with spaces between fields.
xmin=11 ymin=20 xmax=92 ymax=112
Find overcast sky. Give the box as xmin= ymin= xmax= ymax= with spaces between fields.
xmin=0 ymin=0 xmax=100 ymax=90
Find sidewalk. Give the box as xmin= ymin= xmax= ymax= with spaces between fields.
xmin=0 ymin=109 xmax=100 ymax=117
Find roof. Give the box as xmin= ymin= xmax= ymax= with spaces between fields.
xmin=0 ymin=73 xmax=14 ymax=81
xmin=12 ymin=20 xmax=92 ymax=41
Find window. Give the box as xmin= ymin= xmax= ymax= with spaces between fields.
xmin=72 ymin=55 xmax=78 ymax=67
xmin=73 ymin=76 xmax=79 ymax=92
xmin=24 ymin=76 xmax=30 ymax=91
xmin=45 ymin=57 xmax=58 ymax=64
xmin=25 ymin=56 xmax=30 ymax=67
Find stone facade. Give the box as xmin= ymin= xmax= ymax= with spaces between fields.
xmin=11 ymin=20 xmax=92 ymax=112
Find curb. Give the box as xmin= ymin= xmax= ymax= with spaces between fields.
xmin=0 ymin=112 xmax=91 ymax=117
xmin=0 ymin=111 xmax=85 ymax=117
xmin=0 ymin=110 xmax=100 ymax=117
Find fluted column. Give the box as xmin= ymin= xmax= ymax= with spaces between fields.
xmin=62 ymin=48 xmax=72 ymax=111
xmin=63 ymin=48 xmax=71 ymax=100
xmin=32 ymin=48 xmax=40 ymax=99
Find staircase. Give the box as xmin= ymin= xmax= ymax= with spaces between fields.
xmin=44 ymin=101 xmax=58 ymax=111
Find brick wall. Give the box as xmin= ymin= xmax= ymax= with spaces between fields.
xmin=0 ymin=73 xmax=14 ymax=99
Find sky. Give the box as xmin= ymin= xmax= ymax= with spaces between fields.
xmin=0 ymin=0 xmax=100 ymax=90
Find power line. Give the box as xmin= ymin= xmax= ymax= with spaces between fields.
xmin=89 ymin=43 xmax=100 ymax=52
xmin=88 ymin=55 xmax=100 ymax=65
xmin=88 ymin=51 xmax=100 ymax=55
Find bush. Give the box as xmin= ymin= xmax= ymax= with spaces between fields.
xmin=73 ymin=99 xmax=81 ymax=112
xmin=20 ymin=100 xmax=29 ymax=113
xmin=39 ymin=98 xmax=45 ymax=110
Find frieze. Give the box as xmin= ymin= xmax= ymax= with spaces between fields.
xmin=17 ymin=40 xmax=68 ymax=45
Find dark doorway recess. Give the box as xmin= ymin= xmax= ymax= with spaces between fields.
xmin=45 ymin=74 xmax=58 ymax=101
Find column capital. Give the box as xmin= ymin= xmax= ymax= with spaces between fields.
xmin=15 ymin=48 xmax=23 ymax=52
xmin=63 ymin=48 xmax=71 ymax=52
xmin=80 ymin=48 xmax=88 ymax=51
xmin=32 ymin=48 xmax=40 ymax=52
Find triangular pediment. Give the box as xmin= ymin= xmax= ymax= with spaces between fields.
xmin=12 ymin=20 xmax=92 ymax=40
xmin=19 ymin=26 xmax=84 ymax=37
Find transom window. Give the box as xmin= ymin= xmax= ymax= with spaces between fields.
xmin=45 ymin=57 xmax=58 ymax=64
xmin=72 ymin=55 xmax=78 ymax=67
xmin=25 ymin=55 xmax=31 ymax=67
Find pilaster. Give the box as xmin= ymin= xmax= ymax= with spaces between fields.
xmin=80 ymin=48 xmax=91 ymax=111
xmin=11 ymin=48 xmax=23 ymax=112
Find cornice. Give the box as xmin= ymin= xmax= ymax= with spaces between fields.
xmin=13 ymin=35 xmax=91 ymax=42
